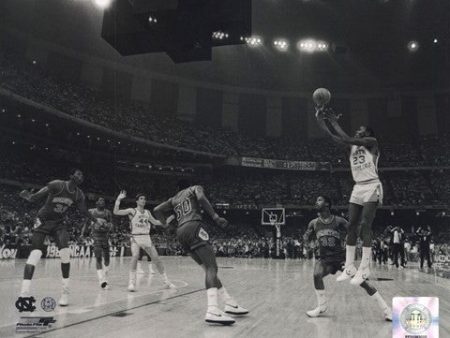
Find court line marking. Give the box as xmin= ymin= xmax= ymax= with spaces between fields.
xmin=23 ymin=287 xmax=205 ymax=338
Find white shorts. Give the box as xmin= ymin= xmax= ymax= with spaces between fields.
xmin=131 ymin=235 xmax=152 ymax=249
xmin=349 ymin=180 xmax=383 ymax=206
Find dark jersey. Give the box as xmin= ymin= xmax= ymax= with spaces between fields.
xmin=304 ymin=215 xmax=348 ymax=262
xmin=170 ymin=186 xmax=203 ymax=227
xmin=38 ymin=180 xmax=84 ymax=221
xmin=89 ymin=208 xmax=112 ymax=236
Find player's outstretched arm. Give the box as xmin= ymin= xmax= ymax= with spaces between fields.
xmin=148 ymin=210 xmax=167 ymax=228
xmin=19 ymin=186 xmax=50 ymax=202
xmin=113 ymin=190 xmax=134 ymax=216
xmin=303 ymin=220 xmax=316 ymax=244
xmin=153 ymin=200 xmax=172 ymax=225
xmin=315 ymin=110 xmax=347 ymax=146
xmin=194 ymin=186 xmax=228 ymax=228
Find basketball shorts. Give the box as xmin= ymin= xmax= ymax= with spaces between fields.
xmin=177 ymin=221 xmax=209 ymax=252
xmin=321 ymin=260 xmax=345 ymax=275
xmin=32 ymin=218 xmax=69 ymax=250
xmin=349 ymin=180 xmax=383 ymax=206
xmin=33 ymin=217 xmax=66 ymax=234
xmin=93 ymin=236 xmax=109 ymax=257
xmin=131 ymin=235 xmax=152 ymax=249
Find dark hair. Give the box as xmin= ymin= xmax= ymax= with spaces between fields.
xmin=135 ymin=193 xmax=146 ymax=200
xmin=320 ymin=195 xmax=332 ymax=209
xmin=69 ymin=168 xmax=82 ymax=177
xmin=177 ymin=179 xmax=191 ymax=190
xmin=365 ymin=126 xmax=375 ymax=137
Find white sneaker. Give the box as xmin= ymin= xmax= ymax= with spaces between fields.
xmin=137 ymin=267 xmax=145 ymax=274
xmin=384 ymin=308 xmax=392 ymax=321
xmin=336 ymin=264 xmax=357 ymax=282
xmin=164 ymin=280 xmax=176 ymax=289
xmin=224 ymin=303 xmax=249 ymax=315
xmin=306 ymin=304 xmax=327 ymax=318
xmin=149 ymin=267 xmax=156 ymax=274
xmin=350 ymin=266 xmax=370 ymax=285
xmin=128 ymin=282 xmax=136 ymax=292
xmin=205 ymin=309 xmax=235 ymax=325
xmin=59 ymin=289 xmax=69 ymax=306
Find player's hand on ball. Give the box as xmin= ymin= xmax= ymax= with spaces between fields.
xmin=117 ymin=190 xmax=127 ymax=201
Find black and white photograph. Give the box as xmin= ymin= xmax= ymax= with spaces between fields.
xmin=0 ymin=0 xmax=449 ymax=337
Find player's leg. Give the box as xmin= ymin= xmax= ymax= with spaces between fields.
xmin=145 ymin=245 xmax=175 ymax=288
xmin=351 ymin=202 xmax=378 ymax=285
xmin=193 ymin=244 xmax=246 ymax=324
xmin=102 ymin=242 xmax=110 ymax=283
xmin=359 ymin=281 xmax=392 ymax=321
xmin=147 ymin=252 xmax=155 ymax=274
xmin=128 ymin=239 xmax=140 ymax=291
xmin=392 ymin=244 xmax=399 ymax=268
xmin=337 ymin=203 xmax=362 ymax=282
xmin=19 ymin=231 xmax=46 ymax=297
xmin=306 ymin=261 xmax=330 ymax=317
xmin=137 ymin=248 xmax=145 ymax=274
xmin=94 ymin=243 xmax=106 ymax=288
xmin=55 ymin=228 xmax=71 ymax=306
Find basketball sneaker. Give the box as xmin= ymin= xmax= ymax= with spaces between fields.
xmin=128 ymin=282 xmax=136 ymax=292
xmin=205 ymin=309 xmax=235 ymax=325
xmin=350 ymin=266 xmax=370 ymax=285
xmin=336 ymin=264 xmax=357 ymax=282
xmin=306 ymin=303 xmax=328 ymax=318
xmin=384 ymin=308 xmax=392 ymax=321
xmin=224 ymin=303 xmax=249 ymax=315
xmin=59 ymin=288 xmax=69 ymax=306
xmin=164 ymin=280 xmax=176 ymax=289
xmin=137 ymin=266 xmax=145 ymax=274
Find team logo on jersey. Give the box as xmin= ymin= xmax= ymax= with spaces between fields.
xmin=41 ymin=297 xmax=56 ymax=312
xmin=393 ymin=297 xmax=438 ymax=338
xmin=198 ymin=228 xmax=209 ymax=241
xmin=15 ymin=296 xmax=36 ymax=312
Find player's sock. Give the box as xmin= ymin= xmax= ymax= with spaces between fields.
xmin=161 ymin=272 xmax=169 ymax=282
xmin=149 ymin=263 xmax=156 ymax=274
xmin=20 ymin=279 xmax=31 ymax=297
xmin=137 ymin=262 xmax=144 ymax=274
xmin=218 ymin=287 xmax=237 ymax=307
xmin=59 ymin=278 xmax=70 ymax=306
xmin=345 ymin=245 xmax=356 ymax=267
xmin=206 ymin=287 xmax=220 ymax=312
xmin=359 ymin=247 xmax=371 ymax=270
xmin=103 ymin=265 xmax=109 ymax=277
xmin=97 ymin=269 xmax=104 ymax=284
xmin=372 ymin=291 xmax=388 ymax=311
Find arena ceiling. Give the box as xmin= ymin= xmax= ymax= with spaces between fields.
xmin=1 ymin=0 xmax=449 ymax=92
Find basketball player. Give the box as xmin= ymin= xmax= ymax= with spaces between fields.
xmin=316 ymin=109 xmax=382 ymax=285
xmin=153 ymin=180 xmax=248 ymax=325
xmin=81 ymin=197 xmax=113 ymax=289
xmin=304 ymin=196 xmax=392 ymax=321
xmin=18 ymin=169 xmax=101 ymax=306
xmin=113 ymin=191 xmax=175 ymax=291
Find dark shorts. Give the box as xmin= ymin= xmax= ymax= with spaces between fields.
xmin=32 ymin=218 xmax=69 ymax=251
xmin=320 ymin=259 xmax=345 ymax=275
xmin=33 ymin=218 xmax=65 ymax=235
xmin=177 ymin=221 xmax=209 ymax=252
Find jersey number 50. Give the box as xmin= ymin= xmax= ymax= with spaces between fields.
xmin=174 ymin=199 xmax=192 ymax=221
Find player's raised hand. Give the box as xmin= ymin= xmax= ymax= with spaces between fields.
xmin=117 ymin=190 xmax=127 ymax=201
xmin=19 ymin=189 xmax=32 ymax=201
xmin=213 ymin=214 xmax=228 ymax=229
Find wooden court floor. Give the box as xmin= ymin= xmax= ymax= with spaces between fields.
xmin=0 ymin=257 xmax=448 ymax=338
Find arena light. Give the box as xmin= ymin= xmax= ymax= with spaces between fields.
xmin=297 ymin=39 xmax=317 ymax=53
xmin=407 ymin=40 xmax=419 ymax=52
xmin=316 ymin=41 xmax=328 ymax=52
xmin=148 ymin=16 xmax=158 ymax=24
xmin=245 ymin=35 xmax=263 ymax=48
xmin=212 ymin=31 xmax=229 ymax=40
xmin=273 ymin=39 xmax=289 ymax=52
xmin=94 ymin=0 xmax=111 ymax=9
xmin=433 ymin=38 xmax=438 ymax=44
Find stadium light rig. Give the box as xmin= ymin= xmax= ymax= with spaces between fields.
xmin=408 ymin=40 xmax=419 ymax=52
xmin=241 ymin=36 xmax=263 ymax=48
xmin=94 ymin=0 xmax=112 ymax=9
xmin=297 ymin=39 xmax=328 ymax=53
xmin=212 ymin=31 xmax=229 ymax=40
xmin=273 ymin=39 xmax=289 ymax=52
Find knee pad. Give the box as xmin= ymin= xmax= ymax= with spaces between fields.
xmin=59 ymin=248 xmax=71 ymax=263
xmin=27 ymin=250 xmax=42 ymax=266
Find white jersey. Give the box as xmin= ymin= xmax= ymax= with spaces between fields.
xmin=129 ymin=209 xmax=157 ymax=236
xmin=349 ymin=145 xmax=380 ymax=183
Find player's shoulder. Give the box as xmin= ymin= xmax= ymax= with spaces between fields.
xmin=309 ymin=218 xmax=319 ymax=227
xmin=47 ymin=180 xmax=65 ymax=191
xmin=335 ymin=216 xmax=348 ymax=224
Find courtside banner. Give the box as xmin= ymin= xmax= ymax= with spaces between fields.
xmin=240 ymin=157 xmax=330 ymax=171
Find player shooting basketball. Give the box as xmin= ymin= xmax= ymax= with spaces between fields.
xmin=315 ymin=103 xmax=382 ymax=286
xmin=304 ymin=196 xmax=391 ymax=321
xmin=153 ymin=179 xmax=248 ymax=325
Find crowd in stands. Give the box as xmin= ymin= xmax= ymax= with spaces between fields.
xmin=2 ymin=52 xmax=450 ymax=166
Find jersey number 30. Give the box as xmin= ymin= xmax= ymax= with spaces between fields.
xmin=175 ymin=199 xmax=192 ymax=221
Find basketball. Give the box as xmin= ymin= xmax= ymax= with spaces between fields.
xmin=312 ymin=88 xmax=331 ymax=106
